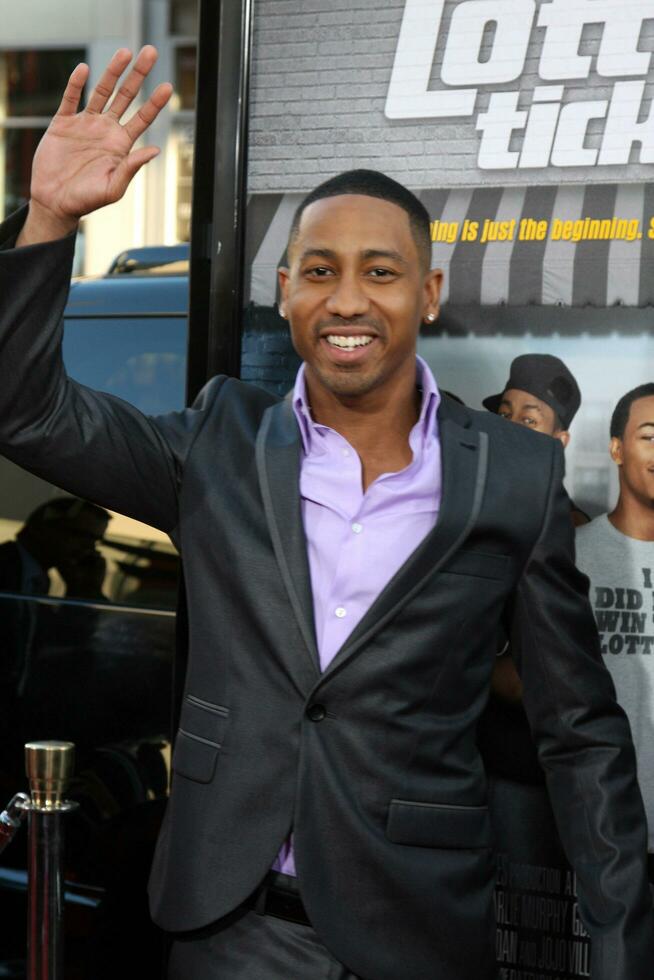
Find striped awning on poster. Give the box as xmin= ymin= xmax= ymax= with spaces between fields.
xmin=245 ymin=183 xmax=654 ymax=308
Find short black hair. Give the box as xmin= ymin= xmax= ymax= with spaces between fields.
xmin=610 ymin=383 xmax=654 ymax=438
xmin=287 ymin=169 xmax=432 ymax=270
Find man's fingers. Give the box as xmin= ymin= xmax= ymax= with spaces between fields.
xmin=123 ymin=82 xmax=173 ymax=144
xmin=85 ymin=48 xmax=132 ymax=115
xmin=106 ymin=45 xmax=159 ymax=121
xmin=108 ymin=146 xmax=161 ymax=202
xmin=56 ymin=63 xmax=89 ymax=117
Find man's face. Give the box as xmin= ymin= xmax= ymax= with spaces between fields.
xmin=498 ymin=388 xmax=569 ymax=447
xmin=611 ymin=395 xmax=654 ymax=508
xmin=278 ymin=194 xmax=441 ymax=400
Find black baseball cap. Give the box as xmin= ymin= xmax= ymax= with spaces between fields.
xmin=483 ymin=354 xmax=581 ymax=430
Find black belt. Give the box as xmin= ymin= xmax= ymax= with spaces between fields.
xmin=245 ymin=871 xmax=311 ymax=926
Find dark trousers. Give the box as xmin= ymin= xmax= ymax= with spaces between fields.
xmin=168 ymin=874 xmax=362 ymax=980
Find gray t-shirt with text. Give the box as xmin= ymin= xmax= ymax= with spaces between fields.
xmin=576 ymin=514 xmax=654 ymax=851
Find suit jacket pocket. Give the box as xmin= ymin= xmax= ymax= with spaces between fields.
xmin=440 ymin=549 xmax=510 ymax=581
xmin=386 ymin=799 xmax=492 ymax=849
xmin=172 ymin=695 xmax=230 ymax=783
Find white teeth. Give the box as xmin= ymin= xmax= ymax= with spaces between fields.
xmin=325 ymin=335 xmax=374 ymax=349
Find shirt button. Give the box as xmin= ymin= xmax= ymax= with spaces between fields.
xmin=351 ymin=523 xmax=363 ymax=534
xmin=335 ymin=606 xmax=347 ymax=618
xmin=306 ymin=703 xmax=327 ymax=722
xmin=342 ymin=448 xmax=350 ymax=458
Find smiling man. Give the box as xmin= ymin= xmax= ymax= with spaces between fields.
xmin=576 ymin=384 xmax=654 ymax=884
xmin=0 ymin=51 xmax=653 ymax=980
xmin=277 ymin=177 xmax=441 ymax=497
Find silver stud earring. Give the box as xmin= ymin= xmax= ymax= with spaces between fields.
xmin=424 ymin=312 xmax=436 ymax=323
xmin=279 ymin=308 xmax=287 ymax=319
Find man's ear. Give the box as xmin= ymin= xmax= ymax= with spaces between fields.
xmin=277 ymin=267 xmax=290 ymax=318
xmin=423 ymin=267 xmax=443 ymax=321
xmin=555 ymin=430 xmax=570 ymax=449
xmin=610 ymin=436 xmax=623 ymax=466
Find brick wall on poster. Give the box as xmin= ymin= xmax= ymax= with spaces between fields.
xmin=248 ymin=0 xmax=654 ymax=192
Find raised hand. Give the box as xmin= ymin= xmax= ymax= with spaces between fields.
xmin=18 ymin=46 xmax=172 ymax=245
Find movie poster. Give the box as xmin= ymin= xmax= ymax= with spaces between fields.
xmin=245 ymin=0 xmax=654 ymax=517
xmin=243 ymin=4 xmax=654 ymax=974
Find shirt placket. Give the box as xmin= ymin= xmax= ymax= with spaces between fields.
xmin=319 ymin=497 xmax=370 ymax=668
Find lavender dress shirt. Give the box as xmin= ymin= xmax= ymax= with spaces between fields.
xmin=273 ymin=355 xmax=442 ymax=875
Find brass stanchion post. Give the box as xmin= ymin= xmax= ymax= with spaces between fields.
xmin=25 ymin=741 xmax=77 ymax=980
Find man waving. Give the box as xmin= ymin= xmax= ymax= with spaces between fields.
xmin=1 ymin=50 xmax=653 ymax=980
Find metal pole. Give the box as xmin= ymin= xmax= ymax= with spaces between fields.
xmin=25 ymin=740 xmax=76 ymax=980
xmin=186 ymin=0 xmax=254 ymax=402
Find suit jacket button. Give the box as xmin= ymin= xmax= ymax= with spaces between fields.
xmin=306 ymin=703 xmax=326 ymax=722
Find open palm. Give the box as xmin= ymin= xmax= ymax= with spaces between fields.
xmin=30 ymin=46 xmax=172 ymax=224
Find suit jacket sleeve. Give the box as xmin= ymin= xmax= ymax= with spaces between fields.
xmin=512 ymin=439 xmax=654 ymax=979
xmin=0 ymin=207 xmax=224 ymax=534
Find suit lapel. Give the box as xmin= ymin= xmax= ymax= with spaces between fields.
xmin=320 ymin=398 xmax=489 ymax=681
xmin=256 ymin=399 xmax=320 ymax=685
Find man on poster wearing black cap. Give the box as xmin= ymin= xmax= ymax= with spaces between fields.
xmin=483 ymin=353 xmax=579 ymax=439
xmin=479 ymin=353 xmax=587 ymax=771
xmin=483 ymin=353 xmax=588 ymax=526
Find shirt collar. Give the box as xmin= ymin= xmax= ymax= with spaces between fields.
xmin=292 ymin=355 xmax=441 ymax=455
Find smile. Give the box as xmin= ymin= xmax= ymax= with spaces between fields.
xmin=325 ymin=335 xmax=375 ymax=349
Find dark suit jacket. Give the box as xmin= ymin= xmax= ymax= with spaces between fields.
xmin=1 ymin=208 xmax=653 ymax=980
